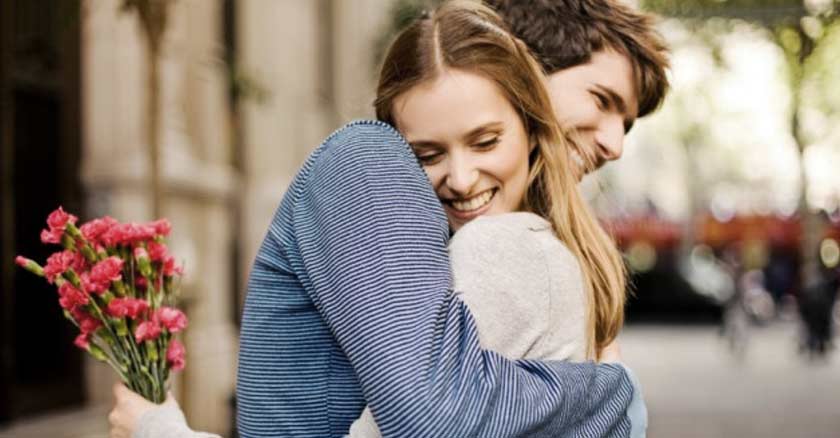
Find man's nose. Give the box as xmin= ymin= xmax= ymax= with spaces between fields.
xmin=594 ymin=118 xmax=625 ymax=162
xmin=445 ymin=155 xmax=479 ymax=196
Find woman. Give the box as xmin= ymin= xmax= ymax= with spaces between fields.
xmin=108 ymin=2 xmax=634 ymax=437
xmin=350 ymin=1 xmax=627 ymax=435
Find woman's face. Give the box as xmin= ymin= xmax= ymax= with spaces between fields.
xmin=392 ymin=68 xmax=532 ymax=232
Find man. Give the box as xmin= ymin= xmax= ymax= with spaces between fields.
xmin=234 ymin=2 xmax=669 ymax=438
xmin=488 ymin=0 xmax=670 ymax=177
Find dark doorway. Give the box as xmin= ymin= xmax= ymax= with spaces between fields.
xmin=0 ymin=0 xmax=85 ymax=423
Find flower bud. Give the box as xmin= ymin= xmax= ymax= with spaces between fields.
xmin=15 ymin=256 xmax=45 ymax=277
xmin=115 ymin=319 xmax=129 ymax=337
xmin=134 ymin=247 xmax=153 ymax=277
xmin=65 ymin=222 xmax=83 ymax=240
xmin=80 ymin=245 xmax=98 ymax=264
xmin=74 ymin=333 xmax=90 ymax=350
xmin=61 ymin=234 xmax=76 ymax=251
xmin=146 ymin=340 xmax=159 ymax=361
xmin=88 ymin=343 xmax=108 ymax=362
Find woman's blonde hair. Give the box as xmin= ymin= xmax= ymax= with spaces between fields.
xmin=375 ymin=0 xmax=627 ymax=358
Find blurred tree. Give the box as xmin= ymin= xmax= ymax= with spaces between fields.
xmin=120 ymin=0 xmax=176 ymax=219
xmin=374 ymin=0 xmax=443 ymax=67
xmin=643 ymin=0 xmax=840 ymax=281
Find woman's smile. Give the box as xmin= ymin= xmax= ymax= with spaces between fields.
xmin=393 ymin=69 xmax=531 ymax=232
xmin=444 ymin=188 xmax=498 ymax=222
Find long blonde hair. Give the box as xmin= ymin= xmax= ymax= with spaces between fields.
xmin=375 ymin=0 xmax=627 ymax=358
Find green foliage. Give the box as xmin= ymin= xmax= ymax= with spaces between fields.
xmin=642 ymin=0 xmax=808 ymax=22
xmin=799 ymin=20 xmax=840 ymax=139
xmin=228 ymin=67 xmax=271 ymax=105
xmin=374 ymin=0 xmax=444 ymax=68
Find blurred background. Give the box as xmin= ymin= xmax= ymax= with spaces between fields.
xmin=0 ymin=0 xmax=838 ymax=437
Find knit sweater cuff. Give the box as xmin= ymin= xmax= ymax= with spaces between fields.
xmin=133 ymin=403 xmax=222 ymax=438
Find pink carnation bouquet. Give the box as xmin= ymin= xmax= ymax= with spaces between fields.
xmin=16 ymin=207 xmax=187 ymax=403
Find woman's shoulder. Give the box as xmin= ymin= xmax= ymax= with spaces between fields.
xmin=450 ymin=212 xmax=565 ymax=250
xmin=450 ymin=212 xmax=549 ymax=243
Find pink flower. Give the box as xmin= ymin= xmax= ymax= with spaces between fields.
xmin=156 ymin=307 xmax=188 ymax=333
xmin=135 ymin=320 xmax=162 ymax=342
xmin=149 ymin=219 xmax=171 ymax=237
xmin=134 ymin=247 xmax=149 ymax=260
xmin=77 ymin=312 xmax=102 ymax=334
xmin=162 ymin=256 xmax=183 ymax=276
xmin=15 ymin=256 xmax=29 ymax=268
xmin=47 ymin=207 xmax=78 ymax=231
xmin=70 ymin=308 xmax=101 ymax=334
xmin=89 ymin=257 xmax=123 ymax=286
xmin=166 ymin=339 xmax=186 ymax=371
xmin=40 ymin=228 xmax=63 ymax=244
xmin=74 ymin=333 xmax=90 ymax=350
xmin=106 ymin=298 xmax=149 ymax=319
xmin=72 ymin=252 xmax=87 ymax=272
xmin=146 ymin=241 xmax=168 ymax=262
xmin=58 ymin=282 xmax=89 ymax=309
xmin=101 ymin=223 xmax=156 ymax=246
xmin=44 ymin=251 xmax=76 ymax=283
xmin=70 ymin=306 xmax=87 ymax=321
xmin=80 ymin=272 xmax=106 ymax=295
xmin=80 ymin=216 xmax=118 ymax=243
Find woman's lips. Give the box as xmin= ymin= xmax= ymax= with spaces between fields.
xmin=443 ymin=189 xmax=496 ymax=223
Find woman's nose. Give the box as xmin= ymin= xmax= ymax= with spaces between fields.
xmin=445 ymin=155 xmax=479 ymax=196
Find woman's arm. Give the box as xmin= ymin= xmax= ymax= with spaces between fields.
xmin=109 ymin=384 xmax=221 ymax=438
xmin=448 ymin=212 xmax=586 ymax=360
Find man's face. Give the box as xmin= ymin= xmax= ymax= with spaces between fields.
xmin=547 ymin=49 xmax=638 ymax=177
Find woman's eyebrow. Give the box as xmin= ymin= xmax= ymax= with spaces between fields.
xmin=462 ymin=121 xmax=504 ymax=142
xmin=408 ymin=140 xmax=444 ymax=149
xmin=409 ymin=122 xmax=504 ymax=148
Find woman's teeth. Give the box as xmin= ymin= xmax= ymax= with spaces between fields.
xmin=451 ymin=190 xmax=494 ymax=212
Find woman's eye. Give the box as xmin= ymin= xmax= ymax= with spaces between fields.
xmin=417 ymin=152 xmax=442 ymax=165
xmin=474 ymin=137 xmax=500 ymax=149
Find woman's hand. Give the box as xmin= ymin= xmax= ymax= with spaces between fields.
xmin=108 ymin=383 xmax=175 ymax=438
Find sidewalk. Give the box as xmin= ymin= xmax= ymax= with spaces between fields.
xmin=621 ymin=322 xmax=840 ymax=438
xmin=0 ymin=404 xmax=109 ymax=438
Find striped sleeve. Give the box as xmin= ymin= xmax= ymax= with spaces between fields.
xmin=288 ymin=120 xmax=634 ymax=438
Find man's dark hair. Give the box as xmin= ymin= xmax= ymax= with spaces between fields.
xmin=486 ymin=0 xmax=670 ymax=117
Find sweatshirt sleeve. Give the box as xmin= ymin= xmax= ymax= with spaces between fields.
xmin=290 ymin=120 xmax=635 ymax=438
xmin=448 ymin=213 xmax=557 ymax=359
xmin=133 ymin=403 xmax=221 ymax=438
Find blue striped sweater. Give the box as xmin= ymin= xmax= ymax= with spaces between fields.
xmin=236 ymin=120 xmax=635 ymax=437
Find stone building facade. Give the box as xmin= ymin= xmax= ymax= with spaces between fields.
xmin=2 ymin=0 xmax=394 ymax=435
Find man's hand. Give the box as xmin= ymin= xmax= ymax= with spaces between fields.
xmin=108 ymin=383 xmax=176 ymax=438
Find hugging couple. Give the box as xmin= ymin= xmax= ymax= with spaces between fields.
xmin=109 ymin=0 xmax=670 ymax=437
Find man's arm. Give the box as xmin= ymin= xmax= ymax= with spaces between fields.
xmin=290 ymin=120 xmax=635 ymax=438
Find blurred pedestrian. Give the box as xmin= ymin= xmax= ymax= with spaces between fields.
xmin=799 ymin=263 xmax=839 ymax=357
